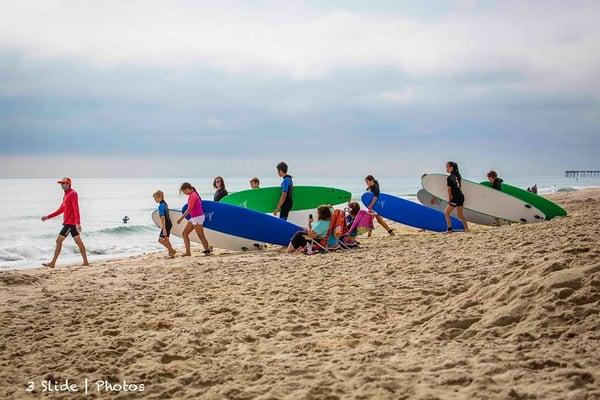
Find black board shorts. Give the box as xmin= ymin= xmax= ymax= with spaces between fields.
xmin=279 ymin=204 xmax=292 ymax=221
xmin=159 ymin=224 xmax=172 ymax=238
xmin=59 ymin=224 xmax=79 ymax=238
xmin=449 ymin=195 xmax=465 ymax=207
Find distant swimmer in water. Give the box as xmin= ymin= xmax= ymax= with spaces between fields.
xmin=41 ymin=177 xmax=90 ymax=268
xmin=122 ymin=216 xmax=130 ymax=224
xmin=250 ymin=177 xmax=260 ymax=189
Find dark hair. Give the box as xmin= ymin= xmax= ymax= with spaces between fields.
xmin=365 ymin=175 xmax=379 ymax=186
xmin=250 ymin=177 xmax=260 ymax=185
xmin=179 ymin=182 xmax=198 ymax=194
xmin=276 ymin=162 xmax=288 ymax=174
xmin=487 ymin=170 xmax=498 ymax=179
xmin=213 ymin=176 xmax=225 ymax=189
xmin=347 ymin=202 xmax=360 ymax=216
xmin=447 ymin=162 xmax=462 ymax=184
xmin=317 ymin=205 xmax=332 ymax=221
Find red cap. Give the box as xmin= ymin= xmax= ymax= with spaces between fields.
xmin=57 ymin=177 xmax=72 ymax=185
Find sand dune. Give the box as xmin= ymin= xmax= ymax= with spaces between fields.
xmin=0 ymin=189 xmax=598 ymax=399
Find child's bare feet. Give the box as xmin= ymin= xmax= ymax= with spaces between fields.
xmin=182 ymin=252 xmax=191 ymax=257
xmin=168 ymin=249 xmax=177 ymax=258
xmin=42 ymin=262 xmax=55 ymax=268
xmin=81 ymin=262 xmax=90 ymax=266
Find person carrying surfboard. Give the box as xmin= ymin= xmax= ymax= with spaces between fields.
xmin=274 ymin=162 xmax=293 ymax=221
xmin=487 ymin=170 xmax=503 ymax=191
xmin=249 ymin=177 xmax=260 ymax=189
xmin=444 ymin=162 xmax=469 ymax=233
xmin=364 ymin=175 xmax=395 ymax=236
xmin=177 ymin=182 xmax=211 ymax=256
xmin=213 ymin=176 xmax=228 ymax=202
xmin=153 ymin=190 xmax=176 ymax=258
xmin=41 ymin=177 xmax=90 ymax=268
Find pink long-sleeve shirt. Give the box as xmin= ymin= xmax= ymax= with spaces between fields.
xmin=45 ymin=188 xmax=81 ymax=225
xmin=187 ymin=191 xmax=204 ymax=217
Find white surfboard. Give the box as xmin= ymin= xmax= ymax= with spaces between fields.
xmin=417 ymin=189 xmax=512 ymax=226
xmin=151 ymin=210 xmax=266 ymax=252
xmin=421 ymin=174 xmax=546 ymax=223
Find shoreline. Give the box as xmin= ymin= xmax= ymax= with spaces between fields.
xmin=1 ymin=189 xmax=599 ymax=399
xmin=0 ymin=189 xmax=590 ymax=273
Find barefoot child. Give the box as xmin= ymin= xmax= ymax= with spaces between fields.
xmin=177 ymin=182 xmax=211 ymax=256
xmin=41 ymin=177 xmax=89 ymax=268
xmin=153 ymin=190 xmax=176 ymax=258
xmin=364 ymin=175 xmax=395 ymax=236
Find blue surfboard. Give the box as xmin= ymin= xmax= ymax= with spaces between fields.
xmin=183 ymin=201 xmax=299 ymax=246
xmin=361 ymin=192 xmax=464 ymax=232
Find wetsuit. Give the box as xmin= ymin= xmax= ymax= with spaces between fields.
xmin=447 ymin=174 xmax=465 ymax=207
xmin=492 ymin=178 xmax=503 ymax=191
xmin=214 ymin=188 xmax=228 ymax=202
xmin=279 ymin=175 xmax=294 ymax=220
xmin=158 ymin=200 xmax=172 ymax=238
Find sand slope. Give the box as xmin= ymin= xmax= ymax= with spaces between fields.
xmin=0 ymin=189 xmax=599 ymax=399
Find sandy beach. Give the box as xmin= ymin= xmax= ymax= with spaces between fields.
xmin=0 ymin=189 xmax=598 ymax=399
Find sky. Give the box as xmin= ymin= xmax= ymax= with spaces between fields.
xmin=0 ymin=0 xmax=599 ymax=178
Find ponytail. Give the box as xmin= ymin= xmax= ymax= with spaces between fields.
xmin=447 ymin=162 xmax=462 ymax=184
xmin=179 ymin=182 xmax=198 ymax=195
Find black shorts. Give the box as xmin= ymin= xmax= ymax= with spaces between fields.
xmin=449 ymin=195 xmax=465 ymax=207
xmin=279 ymin=203 xmax=292 ymax=221
xmin=59 ymin=224 xmax=79 ymax=238
xmin=290 ymin=231 xmax=309 ymax=249
xmin=159 ymin=224 xmax=172 ymax=238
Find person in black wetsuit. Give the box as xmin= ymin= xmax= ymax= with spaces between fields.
xmin=365 ymin=175 xmax=395 ymax=236
xmin=487 ymin=170 xmax=503 ymax=190
xmin=274 ymin=162 xmax=293 ymax=221
xmin=444 ymin=161 xmax=469 ymax=232
xmin=153 ymin=190 xmax=176 ymax=258
xmin=213 ymin=176 xmax=228 ymax=202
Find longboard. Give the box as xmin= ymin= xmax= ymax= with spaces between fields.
xmin=479 ymin=181 xmax=567 ymax=220
xmin=361 ymin=192 xmax=464 ymax=232
xmin=221 ymin=186 xmax=351 ymax=212
xmin=417 ymin=189 xmax=512 ymax=226
xmin=421 ymin=174 xmax=545 ymax=223
xmin=152 ymin=209 xmax=266 ymax=251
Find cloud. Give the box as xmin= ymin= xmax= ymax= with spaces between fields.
xmin=0 ymin=0 xmax=599 ymax=177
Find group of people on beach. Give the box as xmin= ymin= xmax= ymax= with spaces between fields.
xmin=40 ymin=161 xmax=505 ymax=266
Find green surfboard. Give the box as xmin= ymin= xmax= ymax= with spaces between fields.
xmin=480 ymin=181 xmax=567 ymax=220
xmin=221 ymin=186 xmax=352 ymax=212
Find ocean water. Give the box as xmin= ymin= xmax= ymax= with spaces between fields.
xmin=1 ymin=175 xmax=598 ymax=270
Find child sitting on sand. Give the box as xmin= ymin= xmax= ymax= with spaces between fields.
xmin=153 ymin=190 xmax=176 ymax=258
xmin=487 ymin=170 xmax=504 ymax=191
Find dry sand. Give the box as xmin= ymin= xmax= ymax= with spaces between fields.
xmin=1 ymin=189 xmax=599 ymax=399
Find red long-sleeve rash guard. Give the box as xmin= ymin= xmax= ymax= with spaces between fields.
xmin=45 ymin=188 xmax=81 ymax=225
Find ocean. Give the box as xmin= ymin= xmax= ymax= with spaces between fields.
xmin=1 ymin=175 xmax=598 ymax=270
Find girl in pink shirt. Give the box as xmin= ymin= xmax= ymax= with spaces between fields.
xmin=177 ymin=182 xmax=211 ymax=256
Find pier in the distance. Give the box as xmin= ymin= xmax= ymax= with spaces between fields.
xmin=565 ymin=170 xmax=600 ymax=178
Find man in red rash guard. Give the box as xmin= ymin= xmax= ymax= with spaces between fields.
xmin=42 ymin=177 xmax=89 ymax=268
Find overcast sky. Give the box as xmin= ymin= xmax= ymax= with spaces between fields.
xmin=1 ymin=0 xmax=599 ymax=178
